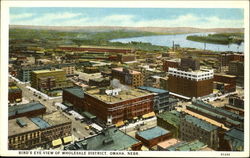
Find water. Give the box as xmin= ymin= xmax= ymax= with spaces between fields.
xmin=110 ymin=32 xmax=244 ymax=52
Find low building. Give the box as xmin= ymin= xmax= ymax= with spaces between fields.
xmin=83 ymin=87 xmax=154 ymax=124
xmin=112 ymin=67 xmax=144 ymax=87
xmin=84 ymin=66 xmax=100 ymax=73
xmin=138 ymin=86 xmax=177 ymax=112
xmin=224 ymin=128 xmax=244 ymax=151
xmin=58 ymin=63 xmax=75 ymax=76
xmin=213 ymin=74 xmax=236 ymax=93
xmin=180 ymin=113 xmax=219 ymax=150
xmin=9 ymin=86 xmax=22 ymax=103
xmin=135 ymin=126 xmax=172 ymax=148
xmin=89 ymin=77 xmax=110 ymax=87
xmin=164 ymin=140 xmax=207 ymax=151
xmin=117 ymin=54 xmax=136 ymax=63
xmin=9 ymin=102 xmax=46 ymax=120
xmin=157 ymin=138 xmax=180 ymax=151
xmin=64 ymin=126 xmax=142 ymax=150
xmin=8 ymin=111 xmax=72 ymax=150
xmin=157 ymin=110 xmax=181 ymax=138
xmin=62 ymin=87 xmax=85 ymax=110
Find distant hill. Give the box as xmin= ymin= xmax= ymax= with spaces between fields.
xmin=9 ymin=25 xmax=244 ymax=34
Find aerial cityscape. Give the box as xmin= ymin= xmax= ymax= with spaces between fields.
xmin=7 ymin=7 xmax=245 ymax=153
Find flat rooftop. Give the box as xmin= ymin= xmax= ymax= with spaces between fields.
xmin=137 ymin=126 xmax=170 ymax=140
xmin=157 ymin=110 xmax=180 ymax=127
xmin=9 ymin=117 xmax=40 ymax=137
xmin=9 ymin=102 xmax=45 ymax=118
xmin=138 ymin=86 xmax=168 ymax=94
xmin=42 ymin=111 xmax=71 ymax=126
xmin=166 ymin=140 xmax=206 ymax=151
xmin=30 ymin=117 xmax=51 ymax=129
xmin=112 ymin=67 xmax=141 ymax=75
xmin=86 ymin=88 xmax=152 ymax=104
xmin=65 ymin=127 xmax=139 ymax=150
xmin=33 ymin=69 xmax=64 ymax=74
xmin=64 ymin=87 xmax=84 ymax=99
xmin=157 ymin=138 xmax=180 ymax=149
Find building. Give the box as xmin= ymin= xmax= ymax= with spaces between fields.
xmin=62 ymin=87 xmax=84 ymax=110
xmin=180 ymin=57 xmax=200 ymax=71
xmin=180 ymin=113 xmax=219 ymax=150
xmin=117 ymin=54 xmax=136 ymax=63
xmin=220 ymin=53 xmax=244 ymax=66
xmin=9 ymin=86 xmax=22 ymax=103
xmin=8 ymin=111 xmax=72 ymax=150
xmin=84 ymin=66 xmax=100 ymax=73
xmin=83 ymin=87 xmax=154 ymax=124
xmin=187 ymin=100 xmax=244 ymax=129
xmin=64 ymin=126 xmax=142 ymax=150
xmin=224 ymin=97 xmax=244 ymax=116
xmin=135 ymin=126 xmax=172 ymax=148
xmin=157 ymin=138 xmax=180 ymax=151
xmin=162 ymin=140 xmax=207 ymax=151
xmin=89 ymin=77 xmax=110 ymax=87
xmin=157 ymin=110 xmax=181 ymax=138
xmin=31 ymin=69 xmax=73 ymax=96
xmin=163 ymin=58 xmax=180 ymax=72
xmin=228 ymin=61 xmax=244 ymax=86
xmin=168 ymin=68 xmax=214 ymax=98
xmin=213 ymin=74 xmax=236 ymax=93
xmin=112 ymin=67 xmax=144 ymax=87
xmin=138 ymin=86 xmax=177 ymax=112
xmin=58 ymin=63 xmax=75 ymax=76
xmin=224 ymin=128 xmax=244 ymax=151
xmin=9 ymin=102 xmax=46 ymax=120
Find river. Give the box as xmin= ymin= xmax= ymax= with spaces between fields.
xmin=110 ymin=32 xmax=244 ymax=52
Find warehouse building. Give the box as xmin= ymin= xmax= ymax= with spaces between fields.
xmin=9 ymin=86 xmax=22 ymax=103
xmin=62 ymin=87 xmax=85 ymax=110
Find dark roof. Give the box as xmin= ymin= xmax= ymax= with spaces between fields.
xmin=30 ymin=117 xmax=51 ymax=129
xmin=138 ymin=86 xmax=168 ymax=94
xmin=157 ymin=110 xmax=180 ymax=128
xmin=225 ymin=128 xmax=244 ymax=141
xmin=64 ymin=127 xmax=140 ymax=150
xmin=166 ymin=140 xmax=206 ymax=151
xmin=137 ymin=126 xmax=170 ymax=140
xmin=64 ymin=87 xmax=84 ymax=98
xmin=9 ymin=102 xmax=45 ymax=117
xmin=82 ymin=111 xmax=96 ymax=119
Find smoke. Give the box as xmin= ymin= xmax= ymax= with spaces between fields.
xmin=110 ymin=79 xmax=130 ymax=91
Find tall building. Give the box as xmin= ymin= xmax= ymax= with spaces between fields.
xmin=180 ymin=57 xmax=200 ymax=71
xmin=112 ymin=67 xmax=144 ymax=87
xmin=168 ymin=68 xmax=214 ymax=98
xmin=138 ymin=86 xmax=177 ymax=112
xmin=83 ymin=87 xmax=154 ymax=124
xmin=180 ymin=113 xmax=219 ymax=150
xmin=163 ymin=58 xmax=180 ymax=72
xmin=8 ymin=111 xmax=72 ymax=150
xmin=31 ymin=69 xmax=73 ymax=94
xmin=213 ymin=74 xmax=236 ymax=93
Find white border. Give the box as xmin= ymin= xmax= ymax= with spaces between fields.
xmin=1 ymin=0 xmax=249 ymax=157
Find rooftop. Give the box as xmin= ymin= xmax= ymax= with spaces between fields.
xmin=166 ymin=140 xmax=206 ymax=151
xmin=138 ymin=86 xmax=168 ymax=94
xmin=9 ymin=117 xmax=40 ymax=136
xmin=33 ymin=69 xmax=64 ymax=74
xmin=184 ymin=115 xmax=218 ymax=132
xmin=157 ymin=110 xmax=180 ymax=128
xmin=112 ymin=67 xmax=141 ymax=75
xmin=136 ymin=126 xmax=170 ymax=140
xmin=65 ymin=127 xmax=139 ymax=150
xmin=9 ymin=102 xmax=46 ymax=118
xmin=30 ymin=117 xmax=51 ymax=129
xmin=157 ymin=138 xmax=180 ymax=149
xmin=9 ymin=86 xmax=22 ymax=93
xmin=42 ymin=111 xmax=71 ymax=126
xmin=85 ymin=88 xmax=152 ymax=104
xmin=64 ymin=87 xmax=84 ymax=99
xmin=225 ymin=128 xmax=244 ymax=141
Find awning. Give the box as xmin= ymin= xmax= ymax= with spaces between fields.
xmin=142 ymin=112 xmax=155 ymax=119
xmin=116 ymin=121 xmax=125 ymax=127
xmin=63 ymin=136 xmax=73 ymax=144
xmin=82 ymin=111 xmax=96 ymax=120
xmin=52 ymin=139 xmax=62 ymax=147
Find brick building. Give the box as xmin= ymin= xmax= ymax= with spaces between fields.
xmin=220 ymin=53 xmax=244 ymax=66
xmin=9 ymin=102 xmax=46 ymax=120
xmin=112 ymin=67 xmax=144 ymax=87
xmin=135 ymin=126 xmax=172 ymax=148
xmin=89 ymin=77 xmax=110 ymax=87
xmin=83 ymin=87 xmax=154 ymax=124
xmin=117 ymin=54 xmax=136 ymax=63
xmin=9 ymin=86 xmax=22 ymax=103
xmin=163 ymin=58 xmax=180 ymax=72
xmin=180 ymin=57 xmax=200 ymax=71
xmin=62 ymin=87 xmax=85 ymax=110
xmin=213 ymin=74 xmax=236 ymax=93
xmin=8 ymin=111 xmax=72 ymax=150
xmin=168 ymin=68 xmax=214 ymax=98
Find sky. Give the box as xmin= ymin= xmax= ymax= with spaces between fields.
xmin=9 ymin=8 xmax=244 ymax=28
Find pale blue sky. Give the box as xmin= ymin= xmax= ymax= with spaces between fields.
xmin=10 ymin=8 xmax=244 ymax=28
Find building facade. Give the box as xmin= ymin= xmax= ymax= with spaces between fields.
xmin=168 ymin=68 xmax=214 ymax=98
xmin=112 ymin=67 xmax=144 ymax=87
xmin=213 ymin=74 xmax=236 ymax=93
xmin=163 ymin=58 xmax=180 ymax=72
xmin=62 ymin=87 xmax=85 ymax=110
xmin=9 ymin=86 xmax=22 ymax=103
